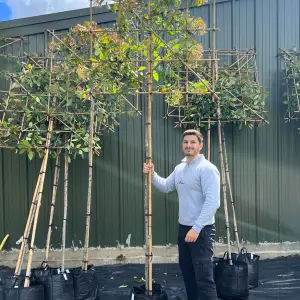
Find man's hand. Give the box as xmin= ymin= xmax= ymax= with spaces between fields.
xmin=185 ymin=228 xmax=199 ymax=242
xmin=143 ymin=163 xmax=154 ymax=174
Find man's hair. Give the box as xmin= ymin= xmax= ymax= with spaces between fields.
xmin=182 ymin=129 xmax=203 ymax=143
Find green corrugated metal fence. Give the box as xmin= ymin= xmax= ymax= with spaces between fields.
xmin=0 ymin=0 xmax=299 ymax=249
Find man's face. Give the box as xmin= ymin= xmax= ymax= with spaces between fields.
xmin=182 ymin=134 xmax=203 ymax=157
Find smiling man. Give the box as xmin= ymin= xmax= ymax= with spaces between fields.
xmin=143 ymin=129 xmax=220 ymax=300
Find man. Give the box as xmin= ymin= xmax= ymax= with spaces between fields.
xmin=143 ymin=129 xmax=220 ymax=300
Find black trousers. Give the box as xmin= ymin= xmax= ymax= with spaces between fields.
xmin=178 ymin=224 xmax=218 ymax=300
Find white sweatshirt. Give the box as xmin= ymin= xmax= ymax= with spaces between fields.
xmin=152 ymin=154 xmax=220 ymax=233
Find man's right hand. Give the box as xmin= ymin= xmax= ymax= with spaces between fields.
xmin=143 ymin=163 xmax=154 ymax=174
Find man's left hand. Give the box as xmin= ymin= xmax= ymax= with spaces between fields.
xmin=185 ymin=229 xmax=199 ymax=242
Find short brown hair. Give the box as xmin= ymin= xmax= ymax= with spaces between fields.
xmin=182 ymin=129 xmax=203 ymax=143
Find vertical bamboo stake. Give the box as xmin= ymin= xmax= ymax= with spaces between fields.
xmin=209 ymin=0 xmax=217 ymax=162
xmin=61 ymin=149 xmax=68 ymax=272
xmin=82 ymin=0 xmax=94 ymax=271
xmin=144 ymin=125 xmax=149 ymax=288
xmin=14 ymin=161 xmax=44 ymax=276
xmin=222 ymin=126 xmax=240 ymax=251
xmin=207 ymin=120 xmax=211 ymax=161
xmin=82 ymin=99 xmax=94 ymax=271
xmin=145 ymin=0 xmax=153 ymax=293
xmin=44 ymin=152 xmax=61 ymax=265
xmin=212 ymin=0 xmax=232 ymax=265
xmin=207 ymin=51 xmax=212 ymax=161
xmin=185 ymin=0 xmax=189 ymax=107
xmin=24 ymin=118 xmax=54 ymax=287
xmin=141 ymin=1 xmax=149 ymax=286
xmin=42 ymin=26 xmax=56 ymax=267
xmin=136 ymin=15 xmax=140 ymax=114
xmin=1 ymin=79 xmax=12 ymax=123
xmin=216 ymin=103 xmax=232 ymax=264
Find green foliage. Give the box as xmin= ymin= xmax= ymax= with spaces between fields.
xmin=95 ymin=0 xmax=207 ymax=91
xmin=281 ymin=49 xmax=300 ymax=117
xmin=0 ymin=21 xmax=140 ymax=160
xmin=1 ymin=0 xmax=208 ymax=161
xmin=0 ymin=0 xmax=267 ymax=162
xmin=183 ymin=69 xmax=268 ymax=129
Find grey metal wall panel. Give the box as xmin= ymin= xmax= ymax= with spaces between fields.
xmin=232 ymin=0 xmax=257 ymax=243
xmin=0 ymin=0 xmax=300 ymax=249
xmin=255 ymin=0 xmax=280 ymax=242
xmin=277 ymin=0 xmax=300 ymax=242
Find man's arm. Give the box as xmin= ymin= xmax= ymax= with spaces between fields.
xmin=192 ymin=166 xmax=220 ymax=233
xmin=152 ymin=170 xmax=176 ymax=193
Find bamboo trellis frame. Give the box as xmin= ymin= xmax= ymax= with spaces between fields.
xmin=166 ymin=49 xmax=265 ymax=128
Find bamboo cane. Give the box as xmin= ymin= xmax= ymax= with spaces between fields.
xmin=61 ymin=150 xmax=68 ymax=272
xmin=1 ymin=79 xmax=12 ymax=123
xmin=216 ymin=101 xmax=232 ymax=264
xmin=145 ymin=0 xmax=153 ymax=292
xmin=185 ymin=0 xmax=189 ymax=107
xmin=82 ymin=0 xmax=95 ymax=271
xmin=207 ymin=53 xmax=212 ymax=161
xmin=135 ymin=14 xmax=140 ymax=114
xmin=14 ymin=160 xmax=45 ymax=276
xmin=138 ymin=2 xmax=148 ymax=282
xmin=222 ymin=126 xmax=240 ymax=251
xmin=144 ymin=115 xmax=149 ymax=289
xmin=207 ymin=119 xmax=211 ymax=161
xmin=82 ymin=102 xmax=94 ymax=272
xmin=208 ymin=0 xmax=218 ymax=161
xmin=212 ymin=0 xmax=232 ymax=264
xmin=44 ymin=152 xmax=61 ymax=265
xmin=24 ymin=118 xmax=53 ymax=287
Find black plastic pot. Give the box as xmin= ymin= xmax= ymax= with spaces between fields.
xmin=2 ymin=285 xmax=44 ymax=300
xmin=129 ymin=283 xmax=168 ymax=300
xmin=236 ymin=248 xmax=260 ymax=288
xmin=215 ymin=254 xmax=249 ymax=300
xmin=213 ymin=256 xmax=220 ymax=281
xmin=0 ymin=275 xmax=44 ymax=300
xmin=0 ymin=283 xmax=4 ymax=300
xmin=0 ymin=276 xmax=25 ymax=290
xmin=71 ymin=265 xmax=99 ymax=300
xmin=0 ymin=267 xmax=13 ymax=281
xmin=31 ymin=267 xmax=74 ymax=300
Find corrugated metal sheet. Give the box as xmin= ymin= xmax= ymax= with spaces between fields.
xmin=0 ymin=0 xmax=300 ymax=249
